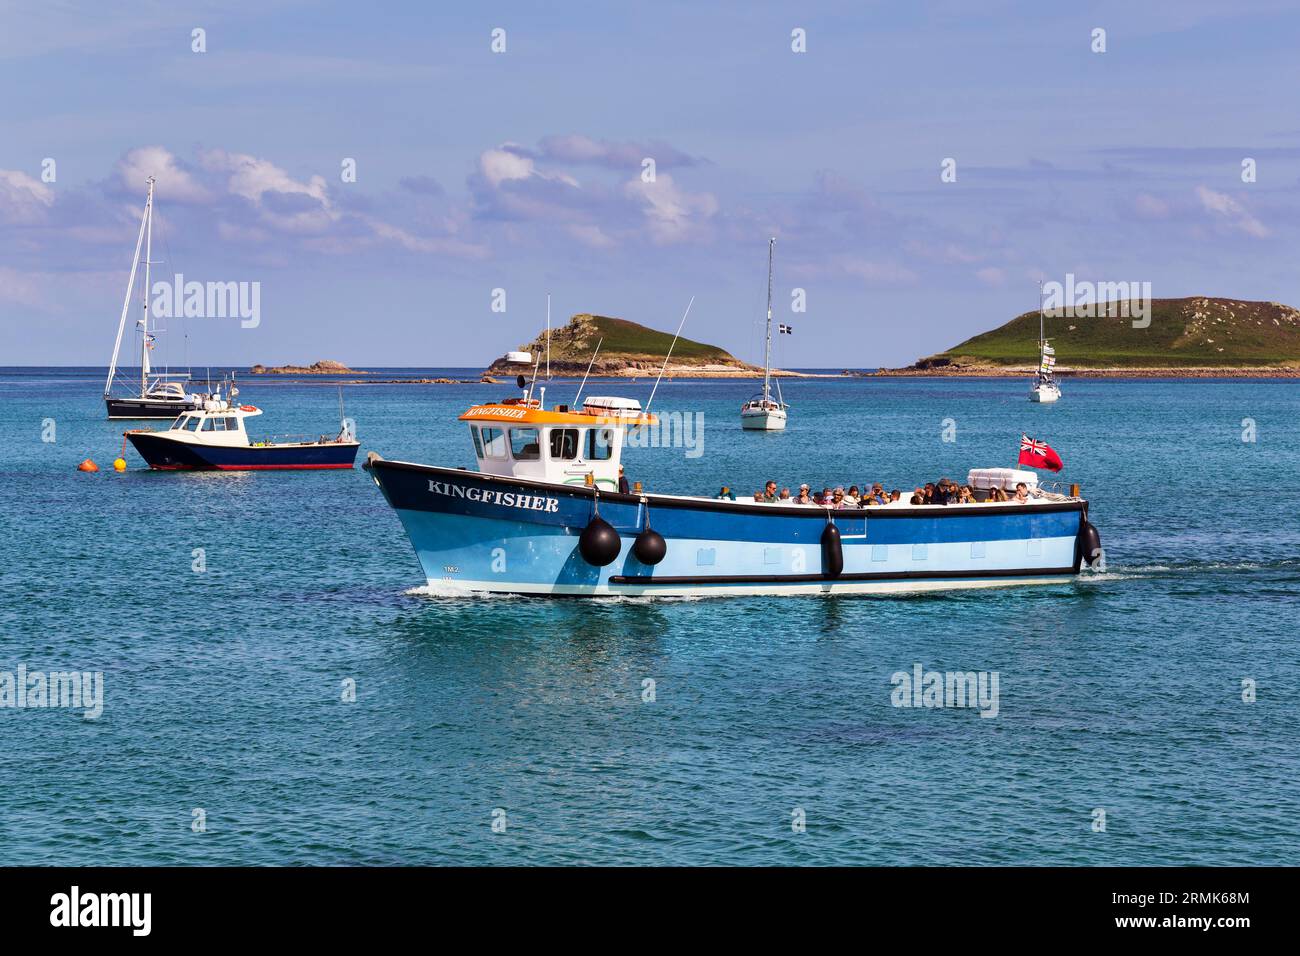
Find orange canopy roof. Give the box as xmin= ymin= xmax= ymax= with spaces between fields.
xmin=458 ymin=402 xmax=656 ymax=427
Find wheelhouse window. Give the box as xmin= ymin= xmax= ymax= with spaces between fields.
xmin=171 ymin=415 xmax=187 ymax=430
xmin=211 ymin=418 xmax=226 ymax=432
xmin=201 ymin=418 xmax=216 ymax=431
xmin=587 ymin=427 xmax=614 ymax=460
xmin=549 ymin=428 xmax=579 ymax=461
xmin=470 ymin=425 xmax=484 ymax=459
xmin=185 ymin=417 xmax=202 ymax=431
xmin=224 ymin=417 xmax=239 ymax=431
xmin=479 ymin=426 xmax=507 ymax=459
xmin=510 ymin=427 xmax=540 ymax=461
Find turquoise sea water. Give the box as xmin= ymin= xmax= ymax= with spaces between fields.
xmin=2 ymin=367 xmax=1297 ymax=865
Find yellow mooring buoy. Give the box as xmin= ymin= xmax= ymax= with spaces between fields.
xmin=113 ymin=458 xmax=127 ymax=472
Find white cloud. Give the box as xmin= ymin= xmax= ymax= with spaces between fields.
xmin=623 ymin=173 xmax=717 ymax=244
xmin=201 ymin=149 xmax=335 ymax=233
xmin=116 ymin=146 xmax=212 ymax=204
xmin=0 ymin=169 xmax=55 ymax=224
xmin=1134 ymin=193 xmax=1170 ymax=219
xmin=1195 ymin=185 xmax=1268 ymax=238
xmin=566 ymin=224 xmax=617 ymax=249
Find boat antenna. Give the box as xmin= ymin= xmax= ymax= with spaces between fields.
xmin=546 ymin=293 xmax=551 ymax=381
xmin=646 ymin=296 xmax=694 ymax=414
xmin=572 ymin=336 xmax=604 ymax=408
xmin=524 ymin=344 xmax=543 ymax=404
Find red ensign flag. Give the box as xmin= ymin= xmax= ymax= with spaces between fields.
xmin=1018 ymin=434 xmax=1064 ymax=472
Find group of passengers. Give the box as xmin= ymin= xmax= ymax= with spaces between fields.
xmin=718 ymin=477 xmax=1033 ymax=507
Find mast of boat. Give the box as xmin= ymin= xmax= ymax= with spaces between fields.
xmin=762 ymin=237 xmax=775 ymax=403
xmin=1037 ymin=279 xmax=1045 ymax=381
xmin=646 ymin=297 xmax=694 ymax=415
xmin=546 ymin=293 xmax=551 ymax=380
xmin=140 ymin=176 xmax=155 ymax=396
xmin=104 ymin=181 xmax=152 ymax=398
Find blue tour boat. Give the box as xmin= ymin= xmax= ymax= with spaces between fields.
xmin=364 ymin=383 xmax=1103 ymax=597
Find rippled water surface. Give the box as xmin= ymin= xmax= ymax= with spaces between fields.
xmin=2 ymin=368 xmax=1297 ymax=865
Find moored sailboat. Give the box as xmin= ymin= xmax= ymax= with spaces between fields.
xmin=1029 ymin=282 xmax=1062 ymax=403
xmin=104 ymin=177 xmax=203 ymax=419
xmin=740 ymin=238 xmax=789 ymax=430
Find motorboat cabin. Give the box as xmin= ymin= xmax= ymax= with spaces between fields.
xmin=460 ymin=394 xmax=654 ymax=491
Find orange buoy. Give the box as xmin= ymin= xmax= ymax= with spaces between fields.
xmin=77 ymin=459 xmax=99 ymax=472
xmin=113 ymin=457 xmax=127 ymax=472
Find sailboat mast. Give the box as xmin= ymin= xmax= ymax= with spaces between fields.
xmin=140 ymin=176 xmax=155 ymax=395
xmin=105 ymin=185 xmax=151 ymax=397
xmin=763 ymin=237 xmax=774 ymax=401
xmin=1037 ymin=279 xmax=1045 ymax=379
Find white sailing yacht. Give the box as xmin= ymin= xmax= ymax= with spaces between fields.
xmin=104 ymin=177 xmax=202 ymax=419
xmin=1029 ymin=282 xmax=1061 ymax=403
xmin=740 ymin=237 xmax=789 ymax=430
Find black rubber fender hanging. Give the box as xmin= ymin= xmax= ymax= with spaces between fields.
xmin=578 ymin=514 xmax=621 ymax=566
xmin=821 ymin=521 xmax=843 ymax=578
xmin=632 ymin=527 xmax=667 ymax=565
xmin=1079 ymin=521 xmax=1102 ymax=567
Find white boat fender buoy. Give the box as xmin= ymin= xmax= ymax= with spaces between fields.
xmin=579 ymin=499 xmax=621 ymax=567
xmin=632 ymin=511 xmax=667 ymax=566
xmin=821 ymin=520 xmax=844 ymax=578
xmin=1079 ymin=521 xmax=1102 ymax=567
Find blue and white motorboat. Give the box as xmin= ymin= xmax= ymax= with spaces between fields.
xmin=364 ymin=383 xmax=1103 ymax=597
xmin=125 ymin=387 xmax=359 ymax=471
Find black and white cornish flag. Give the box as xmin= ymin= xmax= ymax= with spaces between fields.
xmin=778 ymin=324 xmax=793 ymax=334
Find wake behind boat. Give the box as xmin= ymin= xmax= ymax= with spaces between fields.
xmin=125 ymin=387 xmax=359 ymax=471
xmin=366 ymin=378 xmax=1103 ymax=598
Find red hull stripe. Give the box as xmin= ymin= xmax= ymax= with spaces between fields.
xmin=150 ymin=464 xmax=354 ymax=471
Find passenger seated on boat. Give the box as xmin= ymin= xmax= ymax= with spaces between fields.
xmin=910 ymin=492 xmax=925 ymax=505
xmin=923 ymin=482 xmax=936 ymax=503
xmin=890 ymin=489 xmax=901 ymax=502
xmin=716 ymin=486 xmax=736 ymax=500
xmin=1013 ymin=482 xmax=1031 ymax=503
xmin=816 ymin=487 xmax=833 ymax=505
xmin=753 ymin=489 xmax=767 ymax=503
xmin=987 ymin=486 xmax=1009 ymax=502
xmin=830 ymin=487 xmax=846 ymax=508
xmin=862 ymin=483 xmax=886 ymax=505
xmin=957 ymin=484 xmax=975 ymax=504
xmin=845 ymin=485 xmax=860 ymax=506
xmin=779 ymin=487 xmax=792 ymax=501
xmin=618 ymin=465 xmax=630 ymax=495
xmin=763 ymin=480 xmax=778 ymax=502
xmin=796 ymin=484 xmax=813 ymax=505
xmin=932 ymin=478 xmax=956 ymax=505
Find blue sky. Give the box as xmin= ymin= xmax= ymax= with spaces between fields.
xmin=2 ymin=0 xmax=1298 ymax=368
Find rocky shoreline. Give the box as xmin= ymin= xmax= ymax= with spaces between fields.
xmin=250 ymin=360 xmax=365 ymax=375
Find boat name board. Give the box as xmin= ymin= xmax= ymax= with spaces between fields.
xmin=427 ymin=479 xmax=560 ymax=513
xmin=465 ymin=406 xmax=530 ymax=420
